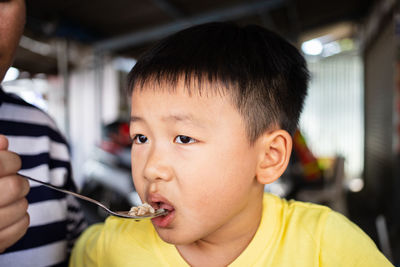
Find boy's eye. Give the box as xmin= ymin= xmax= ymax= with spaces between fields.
xmin=133 ymin=134 xmax=148 ymax=144
xmin=174 ymin=135 xmax=196 ymax=144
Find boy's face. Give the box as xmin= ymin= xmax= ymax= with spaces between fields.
xmin=130 ymin=81 xmax=264 ymax=245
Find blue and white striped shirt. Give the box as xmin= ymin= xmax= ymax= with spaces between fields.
xmin=0 ymin=88 xmax=87 ymax=267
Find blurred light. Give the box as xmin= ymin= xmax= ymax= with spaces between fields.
xmin=301 ymin=39 xmax=323 ymax=56
xmin=348 ymin=178 xmax=364 ymax=192
xmin=19 ymin=36 xmax=55 ymax=56
xmin=339 ymin=38 xmax=354 ymax=51
xmin=113 ymin=57 xmax=137 ymax=73
xmin=266 ymin=180 xmax=290 ymax=197
xmin=19 ymin=90 xmax=48 ymax=111
xmin=322 ymin=41 xmax=341 ymax=57
xmin=4 ymin=67 xmax=20 ymax=82
xmin=34 ymin=73 xmax=47 ymax=79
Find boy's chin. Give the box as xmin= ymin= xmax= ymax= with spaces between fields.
xmin=155 ymin=228 xmax=198 ymax=245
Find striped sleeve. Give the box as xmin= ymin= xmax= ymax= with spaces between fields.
xmin=0 ymin=89 xmax=87 ymax=266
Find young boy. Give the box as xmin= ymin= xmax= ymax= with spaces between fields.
xmin=70 ymin=22 xmax=393 ymax=266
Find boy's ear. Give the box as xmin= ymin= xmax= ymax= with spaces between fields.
xmin=255 ymin=129 xmax=292 ymax=185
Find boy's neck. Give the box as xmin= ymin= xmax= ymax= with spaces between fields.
xmin=176 ymin=192 xmax=264 ymax=267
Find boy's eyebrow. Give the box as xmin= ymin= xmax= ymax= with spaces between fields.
xmin=130 ymin=116 xmax=144 ymax=123
xmin=130 ymin=114 xmax=204 ymax=126
xmin=162 ymin=114 xmax=198 ymax=123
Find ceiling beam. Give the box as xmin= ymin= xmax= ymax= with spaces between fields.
xmin=94 ymin=0 xmax=284 ymax=52
xmin=150 ymin=0 xmax=185 ymax=20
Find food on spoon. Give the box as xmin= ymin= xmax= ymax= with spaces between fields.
xmin=128 ymin=203 xmax=155 ymax=216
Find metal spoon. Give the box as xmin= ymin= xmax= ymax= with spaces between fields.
xmin=18 ymin=173 xmax=167 ymax=219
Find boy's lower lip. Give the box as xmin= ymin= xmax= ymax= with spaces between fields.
xmin=151 ymin=210 xmax=175 ymax=227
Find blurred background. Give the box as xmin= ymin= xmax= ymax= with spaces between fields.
xmin=2 ymin=0 xmax=400 ymax=264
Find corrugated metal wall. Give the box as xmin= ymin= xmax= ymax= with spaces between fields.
xmin=300 ymin=51 xmax=363 ymax=180
xmin=364 ymin=19 xmax=395 ymax=205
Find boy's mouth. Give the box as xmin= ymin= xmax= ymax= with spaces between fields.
xmin=148 ymin=194 xmax=175 ymax=227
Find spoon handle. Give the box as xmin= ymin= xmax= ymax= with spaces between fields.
xmin=18 ymin=173 xmax=112 ymax=213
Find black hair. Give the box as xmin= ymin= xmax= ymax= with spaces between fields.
xmin=127 ymin=22 xmax=309 ymax=143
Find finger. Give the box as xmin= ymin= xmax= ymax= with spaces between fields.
xmin=0 ymin=175 xmax=30 ymax=207
xmin=0 ymin=198 xmax=29 ymax=230
xmin=0 ymin=151 xmax=22 ymax=177
xmin=0 ymin=213 xmax=29 ymax=253
xmin=0 ymin=135 xmax=8 ymax=151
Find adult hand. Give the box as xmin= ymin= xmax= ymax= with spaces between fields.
xmin=0 ymin=135 xmax=30 ymax=253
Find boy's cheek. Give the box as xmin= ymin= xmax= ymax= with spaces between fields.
xmin=131 ymin=169 xmax=142 ymax=183
xmin=130 ymin=163 xmax=143 ymax=185
xmin=131 ymin=177 xmax=145 ymax=198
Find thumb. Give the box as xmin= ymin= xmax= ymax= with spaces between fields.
xmin=0 ymin=135 xmax=9 ymax=150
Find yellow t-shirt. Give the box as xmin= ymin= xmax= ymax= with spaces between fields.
xmin=70 ymin=193 xmax=393 ymax=267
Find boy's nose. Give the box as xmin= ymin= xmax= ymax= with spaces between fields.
xmin=142 ymin=148 xmax=173 ymax=182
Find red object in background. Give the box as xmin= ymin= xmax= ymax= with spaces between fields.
xmin=117 ymin=123 xmax=131 ymax=146
xmin=292 ymin=129 xmax=322 ymax=181
xmin=99 ymin=121 xmax=131 ymax=154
